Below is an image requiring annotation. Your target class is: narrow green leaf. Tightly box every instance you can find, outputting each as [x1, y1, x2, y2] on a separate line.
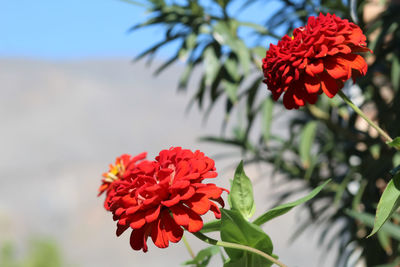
[391, 56, 400, 91]
[232, 39, 251, 74]
[377, 230, 392, 255]
[334, 175, 352, 206]
[262, 98, 274, 143]
[299, 121, 318, 168]
[222, 80, 238, 103]
[229, 161, 256, 219]
[220, 209, 273, 266]
[224, 57, 240, 82]
[368, 173, 400, 237]
[253, 179, 330, 226]
[178, 64, 194, 90]
[203, 46, 220, 86]
[346, 209, 400, 241]
[212, 21, 251, 74]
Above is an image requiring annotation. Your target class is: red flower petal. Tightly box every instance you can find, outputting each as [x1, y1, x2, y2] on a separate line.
[305, 59, 324, 77]
[130, 227, 149, 252]
[145, 205, 161, 223]
[324, 56, 350, 80]
[161, 194, 181, 207]
[116, 224, 129, 236]
[184, 193, 211, 215]
[151, 218, 169, 248]
[320, 71, 340, 98]
[129, 212, 146, 229]
[209, 201, 222, 219]
[304, 74, 321, 93]
[170, 204, 189, 227]
[161, 210, 183, 243]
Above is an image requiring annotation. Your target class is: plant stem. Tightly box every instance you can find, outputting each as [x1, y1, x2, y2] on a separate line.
[337, 90, 393, 144]
[192, 231, 288, 267]
[182, 235, 196, 260]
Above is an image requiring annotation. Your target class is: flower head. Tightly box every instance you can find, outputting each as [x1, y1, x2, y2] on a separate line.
[99, 147, 228, 252]
[98, 152, 147, 210]
[262, 13, 371, 109]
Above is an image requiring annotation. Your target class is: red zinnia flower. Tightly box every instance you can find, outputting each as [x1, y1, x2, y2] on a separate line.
[100, 147, 228, 252]
[262, 13, 371, 109]
[98, 152, 147, 210]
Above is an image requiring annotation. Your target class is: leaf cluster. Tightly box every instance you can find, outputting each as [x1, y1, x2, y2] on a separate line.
[129, 0, 400, 265]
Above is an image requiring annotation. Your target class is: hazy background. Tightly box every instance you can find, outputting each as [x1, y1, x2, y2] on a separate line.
[1, 1, 337, 266]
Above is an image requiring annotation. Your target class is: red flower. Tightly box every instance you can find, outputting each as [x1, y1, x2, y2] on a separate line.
[262, 13, 371, 109]
[100, 147, 228, 252]
[98, 152, 147, 210]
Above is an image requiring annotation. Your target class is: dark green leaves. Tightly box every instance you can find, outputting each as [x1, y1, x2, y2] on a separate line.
[253, 179, 330, 226]
[229, 161, 256, 219]
[220, 209, 273, 267]
[369, 173, 400, 237]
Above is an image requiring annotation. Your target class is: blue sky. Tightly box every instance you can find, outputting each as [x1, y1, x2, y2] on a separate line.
[1, 0, 156, 59]
[1, 0, 279, 60]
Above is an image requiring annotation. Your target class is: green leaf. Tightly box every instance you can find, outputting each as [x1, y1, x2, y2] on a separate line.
[224, 256, 247, 267]
[391, 55, 400, 91]
[223, 253, 276, 267]
[220, 209, 273, 266]
[370, 144, 381, 160]
[229, 161, 256, 219]
[262, 98, 274, 143]
[346, 209, 400, 241]
[224, 57, 241, 82]
[252, 46, 267, 59]
[203, 46, 220, 86]
[253, 179, 330, 226]
[387, 137, 400, 150]
[368, 173, 400, 237]
[222, 80, 238, 103]
[233, 40, 251, 75]
[299, 121, 318, 168]
[201, 220, 221, 233]
[182, 246, 220, 266]
[393, 152, 400, 167]
[377, 230, 392, 255]
[212, 21, 251, 74]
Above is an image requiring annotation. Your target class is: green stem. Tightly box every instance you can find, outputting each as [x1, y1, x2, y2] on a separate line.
[192, 232, 288, 267]
[182, 235, 196, 260]
[337, 90, 393, 144]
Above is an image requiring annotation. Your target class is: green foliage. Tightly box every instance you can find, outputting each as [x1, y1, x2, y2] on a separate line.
[253, 179, 330, 226]
[369, 173, 400, 237]
[182, 246, 221, 267]
[0, 239, 64, 267]
[387, 137, 400, 150]
[220, 209, 273, 267]
[299, 121, 318, 169]
[129, 0, 400, 265]
[229, 161, 256, 219]
[186, 161, 326, 266]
